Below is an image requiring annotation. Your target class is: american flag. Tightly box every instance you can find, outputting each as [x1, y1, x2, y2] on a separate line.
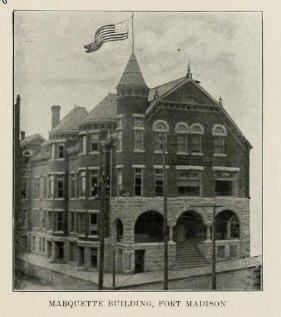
[84, 19, 130, 53]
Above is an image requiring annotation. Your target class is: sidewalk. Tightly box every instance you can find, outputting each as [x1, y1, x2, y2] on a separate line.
[19, 253, 262, 290]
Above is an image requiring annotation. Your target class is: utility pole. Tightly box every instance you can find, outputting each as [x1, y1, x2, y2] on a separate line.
[190, 204, 223, 290]
[98, 141, 107, 290]
[162, 133, 168, 290]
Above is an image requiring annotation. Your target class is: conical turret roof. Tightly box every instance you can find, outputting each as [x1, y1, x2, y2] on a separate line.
[117, 52, 148, 89]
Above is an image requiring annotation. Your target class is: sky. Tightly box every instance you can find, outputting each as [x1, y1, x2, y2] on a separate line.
[14, 11, 262, 256]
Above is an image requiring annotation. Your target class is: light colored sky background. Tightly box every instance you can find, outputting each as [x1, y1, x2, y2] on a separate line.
[14, 11, 262, 256]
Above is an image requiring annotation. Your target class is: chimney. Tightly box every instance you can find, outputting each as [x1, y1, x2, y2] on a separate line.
[51, 105, 61, 129]
[21, 131, 25, 140]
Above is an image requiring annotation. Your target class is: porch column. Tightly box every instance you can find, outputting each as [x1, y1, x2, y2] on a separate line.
[168, 225, 174, 242]
[206, 225, 212, 242]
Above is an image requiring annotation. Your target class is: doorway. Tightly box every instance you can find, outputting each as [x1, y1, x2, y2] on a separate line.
[135, 250, 145, 273]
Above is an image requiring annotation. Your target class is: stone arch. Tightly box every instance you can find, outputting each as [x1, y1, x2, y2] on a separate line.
[174, 210, 206, 242]
[153, 120, 169, 132]
[215, 210, 240, 240]
[134, 210, 164, 243]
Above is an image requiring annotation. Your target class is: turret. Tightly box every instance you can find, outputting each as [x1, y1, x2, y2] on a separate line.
[116, 52, 149, 114]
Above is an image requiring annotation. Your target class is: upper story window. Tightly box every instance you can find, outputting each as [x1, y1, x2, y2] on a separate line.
[79, 171, 87, 197]
[116, 117, 123, 130]
[56, 175, 64, 198]
[177, 170, 201, 196]
[21, 181, 27, 199]
[155, 169, 164, 196]
[175, 122, 189, 154]
[190, 124, 204, 154]
[134, 168, 143, 196]
[214, 170, 238, 196]
[33, 178, 40, 199]
[212, 124, 227, 155]
[134, 130, 144, 151]
[69, 174, 76, 198]
[90, 133, 99, 152]
[82, 135, 87, 154]
[56, 212, 63, 231]
[89, 213, 98, 235]
[153, 120, 169, 152]
[134, 117, 144, 128]
[47, 175, 54, 198]
[58, 144, 64, 158]
[90, 170, 99, 197]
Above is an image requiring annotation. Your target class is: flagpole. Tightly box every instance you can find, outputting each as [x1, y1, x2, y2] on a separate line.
[132, 13, 134, 53]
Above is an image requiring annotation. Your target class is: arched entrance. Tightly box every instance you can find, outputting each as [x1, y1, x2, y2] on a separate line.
[215, 210, 240, 240]
[134, 211, 164, 243]
[174, 211, 206, 242]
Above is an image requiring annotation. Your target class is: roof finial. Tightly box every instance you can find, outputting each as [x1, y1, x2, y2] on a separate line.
[186, 60, 192, 78]
[154, 88, 159, 100]
[219, 96, 223, 106]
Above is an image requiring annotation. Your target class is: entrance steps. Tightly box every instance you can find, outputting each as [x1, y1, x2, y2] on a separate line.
[172, 241, 209, 270]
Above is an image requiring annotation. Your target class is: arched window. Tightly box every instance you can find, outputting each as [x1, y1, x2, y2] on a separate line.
[153, 120, 169, 152]
[190, 124, 204, 154]
[215, 210, 240, 240]
[212, 124, 227, 155]
[175, 122, 189, 154]
[115, 219, 123, 242]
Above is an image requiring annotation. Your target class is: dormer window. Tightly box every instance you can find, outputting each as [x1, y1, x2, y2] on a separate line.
[212, 124, 227, 156]
[90, 133, 99, 152]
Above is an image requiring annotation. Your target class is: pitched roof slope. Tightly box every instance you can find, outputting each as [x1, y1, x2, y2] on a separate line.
[117, 52, 148, 89]
[81, 93, 117, 124]
[50, 106, 88, 133]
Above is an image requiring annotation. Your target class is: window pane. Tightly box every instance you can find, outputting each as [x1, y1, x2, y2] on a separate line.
[215, 180, 232, 196]
[177, 134, 187, 153]
[134, 130, 144, 150]
[214, 136, 225, 154]
[191, 135, 201, 153]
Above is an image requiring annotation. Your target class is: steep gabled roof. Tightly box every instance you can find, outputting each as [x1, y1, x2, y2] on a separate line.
[20, 133, 45, 147]
[117, 52, 148, 89]
[50, 106, 88, 134]
[80, 93, 117, 124]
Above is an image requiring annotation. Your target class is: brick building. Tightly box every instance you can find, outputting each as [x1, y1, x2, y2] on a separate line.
[20, 52, 252, 274]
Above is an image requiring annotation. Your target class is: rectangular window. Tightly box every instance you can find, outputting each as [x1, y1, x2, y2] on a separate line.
[56, 212, 63, 231]
[191, 135, 201, 153]
[134, 130, 144, 151]
[90, 170, 98, 197]
[48, 175, 54, 198]
[69, 212, 75, 232]
[90, 247, 98, 267]
[80, 171, 87, 197]
[229, 245, 237, 258]
[217, 245, 225, 258]
[69, 242, 74, 261]
[116, 169, 122, 196]
[177, 171, 201, 196]
[155, 169, 163, 196]
[215, 180, 233, 196]
[33, 178, 40, 199]
[134, 117, 144, 128]
[42, 238, 45, 253]
[134, 168, 143, 196]
[43, 176, 47, 198]
[56, 175, 64, 198]
[58, 144, 64, 158]
[90, 134, 99, 152]
[214, 136, 225, 154]
[177, 134, 187, 153]
[32, 236, 35, 251]
[116, 131, 122, 151]
[89, 213, 98, 235]
[69, 174, 75, 198]
[154, 132, 161, 152]
[42, 210, 46, 228]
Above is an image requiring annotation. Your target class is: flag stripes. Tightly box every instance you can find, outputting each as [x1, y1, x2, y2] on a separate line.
[84, 19, 130, 53]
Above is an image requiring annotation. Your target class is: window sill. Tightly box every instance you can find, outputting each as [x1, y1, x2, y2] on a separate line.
[133, 127, 145, 131]
[49, 158, 65, 161]
[78, 196, 87, 200]
[154, 151, 168, 154]
[54, 230, 64, 234]
[116, 127, 123, 131]
[69, 198, 77, 200]
[214, 153, 227, 157]
[177, 152, 189, 155]
[88, 235, 99, 238]
[191, 152, 204, 156]
[215, 195, 237, 198]
[88, 151, 100, 155]
[88, 197, 98, 200]
[55, 198, 64, 201]
[79, 153, 87, 156]
[116, 150, 123, 153]
[133, 149, 145, 153]
[176, 195, 202, 198]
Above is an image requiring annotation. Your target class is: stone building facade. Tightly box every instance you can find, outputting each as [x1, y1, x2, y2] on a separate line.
[20, 52, 252, 274]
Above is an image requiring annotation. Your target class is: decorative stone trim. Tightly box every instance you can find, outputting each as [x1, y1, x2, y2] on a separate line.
[214, 153, 227, 157]
[116, 164, 124, 169]
[88, 166, 100, 170]
[213, 166, 240, 172]
[132, 164, 145, 169]
[175, 165, 204, 171]
[153, 165, 169, 169]
[191, 152, 204, 156]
